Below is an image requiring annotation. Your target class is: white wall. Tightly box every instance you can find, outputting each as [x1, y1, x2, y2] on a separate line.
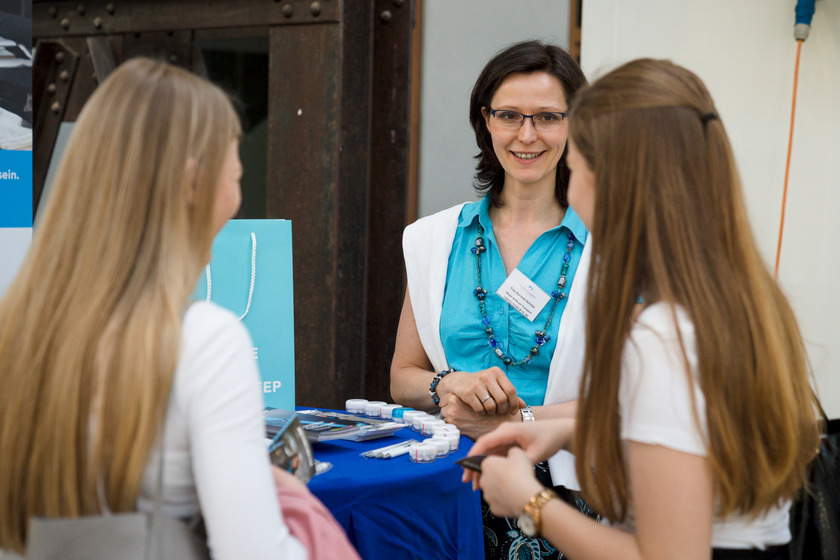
[579, 0, 840, 417]
[418, 0, 570, 218]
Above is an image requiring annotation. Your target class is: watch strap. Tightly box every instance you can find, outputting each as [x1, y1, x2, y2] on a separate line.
[521, 488, 557, 536]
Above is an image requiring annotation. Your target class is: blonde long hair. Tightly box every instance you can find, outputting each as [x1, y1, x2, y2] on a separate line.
[570, 59, 818, 521]
[0, 58, 241, 552]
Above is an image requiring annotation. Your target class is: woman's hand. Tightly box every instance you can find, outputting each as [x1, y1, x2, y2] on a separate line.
[436, 366, 521, 415]
[474, 418, 575, 462]
[439, 393, 524, 440]
[477, 447, 544, 518]
[461, 419, 575, 486]
[271, 465, 309, 493]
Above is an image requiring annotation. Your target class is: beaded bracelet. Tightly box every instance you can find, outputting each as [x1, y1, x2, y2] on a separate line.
[429, 369, 454, 405]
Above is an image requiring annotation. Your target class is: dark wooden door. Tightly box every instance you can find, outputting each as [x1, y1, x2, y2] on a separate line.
[33, 0, 419, 408]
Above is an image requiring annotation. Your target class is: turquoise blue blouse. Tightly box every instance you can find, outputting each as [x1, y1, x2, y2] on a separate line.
[440, 197, 587, 406]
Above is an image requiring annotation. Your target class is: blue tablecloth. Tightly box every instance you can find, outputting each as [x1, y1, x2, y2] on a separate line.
[304, 413, 483, 560]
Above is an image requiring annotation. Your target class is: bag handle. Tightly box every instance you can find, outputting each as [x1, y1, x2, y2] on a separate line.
[204, 232, 257, 321]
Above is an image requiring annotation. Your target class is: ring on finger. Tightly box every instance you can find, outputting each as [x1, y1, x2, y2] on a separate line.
[480, 394, 492, 404]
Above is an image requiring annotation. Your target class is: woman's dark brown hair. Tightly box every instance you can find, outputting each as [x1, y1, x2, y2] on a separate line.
[469, 40, 587, 208]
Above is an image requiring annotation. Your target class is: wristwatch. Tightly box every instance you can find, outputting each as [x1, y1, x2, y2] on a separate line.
[517, 488, 557, 537]
[521, 405, 534, 422]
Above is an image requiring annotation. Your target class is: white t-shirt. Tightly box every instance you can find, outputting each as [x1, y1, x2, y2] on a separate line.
[614, 303, 790, 550]
[136, 302, 307, 560]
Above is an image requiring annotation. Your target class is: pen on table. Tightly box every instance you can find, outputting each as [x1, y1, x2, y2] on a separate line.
[365, 440, 414, 458]
[363, 441, 402, 458]
[371, 440, 414, 458]
[381, 444, 414, 459]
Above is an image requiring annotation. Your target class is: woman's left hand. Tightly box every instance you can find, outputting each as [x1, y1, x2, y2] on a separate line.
[478, 447, 544, 518]
[439, 393, 524, 440]
[271, 465, 309, 493]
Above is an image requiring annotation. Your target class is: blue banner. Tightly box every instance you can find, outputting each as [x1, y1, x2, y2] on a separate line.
[0, 150, 32, 227]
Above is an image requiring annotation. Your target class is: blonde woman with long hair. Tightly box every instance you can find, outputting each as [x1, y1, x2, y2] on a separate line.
[0, 58, 356, 559]
[463, 58, 819, 560]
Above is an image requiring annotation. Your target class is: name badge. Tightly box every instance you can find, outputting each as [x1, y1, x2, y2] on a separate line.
[497, 268, 550, 322]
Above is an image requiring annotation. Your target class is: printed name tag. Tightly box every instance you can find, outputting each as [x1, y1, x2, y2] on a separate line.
[497, 268, 550, 322]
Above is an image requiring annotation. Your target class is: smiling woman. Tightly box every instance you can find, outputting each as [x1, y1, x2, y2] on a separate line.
[390, 40, 593, 560]
[482, 72, 569, 195]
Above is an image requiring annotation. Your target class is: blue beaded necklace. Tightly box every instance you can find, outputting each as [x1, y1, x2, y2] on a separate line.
[471, 223, 575, 366]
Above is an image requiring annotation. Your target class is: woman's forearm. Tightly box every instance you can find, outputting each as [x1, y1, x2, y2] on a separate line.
[539, 499, 642, 560]
[390, 364, 439, 412]
[532, 400, 577, 421]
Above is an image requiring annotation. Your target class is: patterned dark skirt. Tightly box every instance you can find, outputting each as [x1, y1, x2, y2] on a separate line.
[482, 462, 599, 560]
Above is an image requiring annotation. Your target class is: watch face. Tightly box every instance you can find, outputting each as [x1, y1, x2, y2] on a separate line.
[521, 406, 535, 422]
[517, 514, 537, 537]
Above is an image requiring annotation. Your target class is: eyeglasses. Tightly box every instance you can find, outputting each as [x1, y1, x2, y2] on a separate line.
[488, 109, 567, 130]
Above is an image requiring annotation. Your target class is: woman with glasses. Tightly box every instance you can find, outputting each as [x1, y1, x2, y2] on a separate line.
[464, 58, 819, 560]
[391, 40, 592, 560]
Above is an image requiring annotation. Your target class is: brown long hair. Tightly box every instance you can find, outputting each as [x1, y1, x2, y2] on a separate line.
[0, 58, 240, 552]
[570, 59, 818, 521]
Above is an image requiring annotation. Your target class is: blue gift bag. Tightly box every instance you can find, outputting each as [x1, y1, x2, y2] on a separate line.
[192, 219, 295, 410]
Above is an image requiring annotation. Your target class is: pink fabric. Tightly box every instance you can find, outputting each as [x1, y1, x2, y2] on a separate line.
[276, 487, 361, 560]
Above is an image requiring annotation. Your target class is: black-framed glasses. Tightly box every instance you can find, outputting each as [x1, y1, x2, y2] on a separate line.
[488, 108, 567, 130]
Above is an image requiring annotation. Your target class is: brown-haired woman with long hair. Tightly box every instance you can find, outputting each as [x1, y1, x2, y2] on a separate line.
[463, 58, 819, 559]
[0, 58, 357, 559]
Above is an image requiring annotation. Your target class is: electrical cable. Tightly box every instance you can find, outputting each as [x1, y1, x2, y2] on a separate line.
[774, 38, 804, 280]
[775, 0, 816, 279]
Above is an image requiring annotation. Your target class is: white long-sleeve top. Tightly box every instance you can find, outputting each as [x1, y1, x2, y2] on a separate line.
[137, 301, 307, 560]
